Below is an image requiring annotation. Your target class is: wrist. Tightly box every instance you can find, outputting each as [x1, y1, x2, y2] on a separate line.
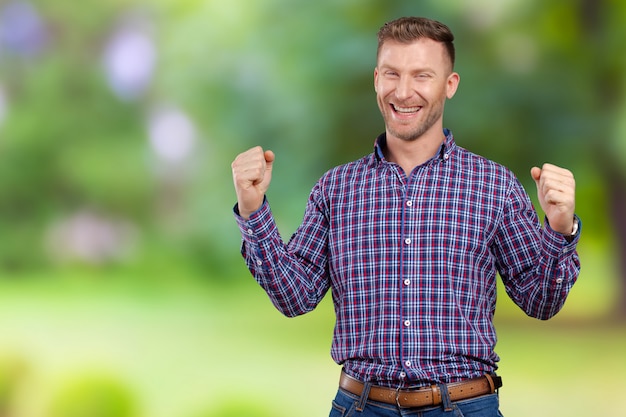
[569, 217, 579, 236]
[545, 216, 578, 236]
[236, 196, 267, 220]
[561, 216, 580, 243]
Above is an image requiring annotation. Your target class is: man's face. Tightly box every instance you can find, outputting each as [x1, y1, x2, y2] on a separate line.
[374, 38, 459, 142]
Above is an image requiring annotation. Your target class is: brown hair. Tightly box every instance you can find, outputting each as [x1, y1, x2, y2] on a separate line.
[377, 17, 455, 69]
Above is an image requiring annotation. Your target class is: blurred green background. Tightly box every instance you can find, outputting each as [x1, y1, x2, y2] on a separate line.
[0, 0, 625, 416]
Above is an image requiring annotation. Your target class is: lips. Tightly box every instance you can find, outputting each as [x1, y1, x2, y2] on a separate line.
[391, 103, 422, 114]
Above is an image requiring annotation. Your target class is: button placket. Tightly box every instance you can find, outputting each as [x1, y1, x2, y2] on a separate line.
[400, 185, 418, 380]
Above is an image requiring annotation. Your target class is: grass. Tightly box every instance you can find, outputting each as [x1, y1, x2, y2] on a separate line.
[0, 267, 624, 417]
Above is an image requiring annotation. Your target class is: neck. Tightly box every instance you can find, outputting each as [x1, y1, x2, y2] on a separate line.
[383, 129, 446, 175]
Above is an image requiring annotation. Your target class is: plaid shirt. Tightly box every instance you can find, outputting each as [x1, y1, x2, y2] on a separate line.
[235, 130, 581, 387]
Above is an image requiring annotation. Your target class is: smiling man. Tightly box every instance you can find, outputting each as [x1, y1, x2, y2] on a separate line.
[231, 17, 581, 417]
[374, 33, 459, 173]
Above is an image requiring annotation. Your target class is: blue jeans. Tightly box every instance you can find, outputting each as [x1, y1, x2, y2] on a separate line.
[329, 388, 504, 417]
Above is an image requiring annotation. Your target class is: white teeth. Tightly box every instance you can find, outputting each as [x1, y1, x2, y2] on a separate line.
[393, 105, 421, 113]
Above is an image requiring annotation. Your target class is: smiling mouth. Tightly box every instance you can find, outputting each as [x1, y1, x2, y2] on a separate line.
[391, 104, 422, 114]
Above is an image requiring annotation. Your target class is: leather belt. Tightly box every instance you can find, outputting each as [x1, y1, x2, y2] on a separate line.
[339, 370, 502, 409]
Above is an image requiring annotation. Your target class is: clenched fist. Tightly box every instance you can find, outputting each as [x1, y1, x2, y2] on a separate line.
[232, 146, 275, 219]
[530, 163, 576, 235]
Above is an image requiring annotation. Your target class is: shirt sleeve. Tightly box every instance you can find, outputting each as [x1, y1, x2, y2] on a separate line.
[233, 188, 331, 317]
[493, 177, 581, 320]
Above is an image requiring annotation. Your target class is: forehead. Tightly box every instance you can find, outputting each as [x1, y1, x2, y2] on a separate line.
[377, 38, 450, 72]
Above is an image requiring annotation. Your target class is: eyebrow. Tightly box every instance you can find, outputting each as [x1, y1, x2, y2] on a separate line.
[378, 64, 438, 75]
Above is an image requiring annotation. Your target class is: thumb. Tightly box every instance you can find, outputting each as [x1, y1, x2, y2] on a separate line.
[530, 166, 541, 185]
[254, 150, 274, 190]
[264, 150, 275, 166]
[264, 150, 275, 177]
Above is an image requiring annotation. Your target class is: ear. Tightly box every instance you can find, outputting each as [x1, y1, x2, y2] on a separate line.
[446, 72, 460, 99]
[374, 67, 379, 93]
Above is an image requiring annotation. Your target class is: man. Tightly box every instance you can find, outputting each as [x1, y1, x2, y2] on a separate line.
[231, 16, 580, 417]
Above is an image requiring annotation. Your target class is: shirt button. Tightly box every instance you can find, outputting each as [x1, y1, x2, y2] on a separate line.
[403, 320, 411, 327]
[247, 229, 253, 235]
[256, 259, 262, 266]
[404, 279, 411, 286]
[400, 372, 407, 379]
[556, 278, 564, 284]
[404, 238, 412, 245]
[405, 360, 412, 367]
[444, 153, 449, 160]
[406, 200, 413, 207]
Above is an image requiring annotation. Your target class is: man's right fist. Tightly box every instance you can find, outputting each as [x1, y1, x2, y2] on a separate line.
[231, 146, 275, 219]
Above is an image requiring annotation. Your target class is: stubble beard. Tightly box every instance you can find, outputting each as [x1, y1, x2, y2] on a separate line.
[382, 98, 445, 142]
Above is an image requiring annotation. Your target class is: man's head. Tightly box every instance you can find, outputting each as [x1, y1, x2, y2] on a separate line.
[377, 17, 455, 72]
[374, 17, 459, 143]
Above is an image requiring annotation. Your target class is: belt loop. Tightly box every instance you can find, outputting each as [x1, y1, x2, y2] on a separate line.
[437, 383, 453, 412]
[395, 386, 403, 408]
[356, 381, 372, 412]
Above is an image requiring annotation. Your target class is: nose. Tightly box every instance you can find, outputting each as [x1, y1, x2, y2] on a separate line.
[394, 76, 414, 101]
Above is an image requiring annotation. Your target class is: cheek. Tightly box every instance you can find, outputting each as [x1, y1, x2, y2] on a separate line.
[420, 85, 446, 102]
[375, 82, 392, 99]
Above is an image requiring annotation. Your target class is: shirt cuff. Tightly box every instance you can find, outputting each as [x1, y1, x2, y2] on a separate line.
[233, 197, 277, 244]
[542, 214, 581, 256]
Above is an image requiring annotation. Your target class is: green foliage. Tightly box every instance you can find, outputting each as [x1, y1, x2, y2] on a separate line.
[0, 1, 154, 270]
[0, 1, 623, 282]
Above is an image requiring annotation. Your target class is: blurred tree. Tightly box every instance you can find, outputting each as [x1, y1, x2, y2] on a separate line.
[0, 0, 622, 302]
[0, 1, 154, 270]
[576, 0, 626, 318]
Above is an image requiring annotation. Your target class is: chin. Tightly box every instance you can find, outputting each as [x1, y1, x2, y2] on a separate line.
[389, 126, 427, 142]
